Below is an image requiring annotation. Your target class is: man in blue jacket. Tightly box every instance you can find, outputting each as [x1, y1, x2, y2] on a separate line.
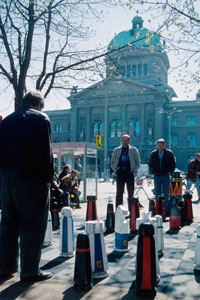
[148, 138, 176, 217]
[0, 90, 54, 282]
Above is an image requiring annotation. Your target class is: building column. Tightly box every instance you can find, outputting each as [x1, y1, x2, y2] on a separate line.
[154, 102, 163, 140]
[121, 104, 127, 133]
[140, 103, 145, 145]
[86, 106, 91, 142]
[70, 107, 78, 141]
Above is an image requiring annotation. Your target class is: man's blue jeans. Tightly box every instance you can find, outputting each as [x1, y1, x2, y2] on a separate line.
[187, 177, 200, 199]
[154, 174, 170, 214]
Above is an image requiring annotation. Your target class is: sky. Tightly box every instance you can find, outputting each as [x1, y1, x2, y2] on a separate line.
[0, 4, 199, 118]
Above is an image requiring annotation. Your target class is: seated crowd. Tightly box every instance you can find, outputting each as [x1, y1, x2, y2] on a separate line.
[50, 164, 81, 210]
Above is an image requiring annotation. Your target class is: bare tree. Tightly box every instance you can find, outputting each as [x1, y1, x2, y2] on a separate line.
[0, 0, 121, 110]
[127, 0, 200, 87]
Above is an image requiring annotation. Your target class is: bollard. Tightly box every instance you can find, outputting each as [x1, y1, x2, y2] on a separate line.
[86, 196, 98, 221]
[153, 215, 164, 258]
[130, 197, 140, 234]
[105, 198, 115, 233]
[194, 225, 200, 272]
[169, 196, 181, 232]
[183, 191, 193, 225]
[135, 223, 157, 296]
[86, 221, 108, 279]
[50, 201, 60, 231]
[74, 233, 92, 291]
[114, 205, 129, 252]
[149, 197, 156, 217]
[155, 195, 165, 219]
[59, 207, 75, 257]
[136, 211, 152, 232]
[43, 211, 53, 246]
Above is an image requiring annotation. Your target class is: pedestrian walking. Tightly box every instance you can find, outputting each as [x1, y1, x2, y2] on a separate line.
[186, 153, 200, 201]
[148, 138, 176, 217]
[0, 90, 54, 282]
[111, 134, 141, 211]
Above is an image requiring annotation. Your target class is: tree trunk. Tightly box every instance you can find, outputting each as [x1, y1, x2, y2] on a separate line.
[14, 86, 25, 111]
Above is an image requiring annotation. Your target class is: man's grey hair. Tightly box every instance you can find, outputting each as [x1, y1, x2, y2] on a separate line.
[121, 134, 130, 139]
[23, 90, 44, 108]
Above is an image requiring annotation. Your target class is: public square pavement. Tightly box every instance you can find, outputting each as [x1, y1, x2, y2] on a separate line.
[1, 178, 200, 300]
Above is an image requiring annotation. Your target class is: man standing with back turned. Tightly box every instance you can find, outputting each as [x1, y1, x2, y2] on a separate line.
[0, 90, 54, 282]
[148, 138, 176, 217]
[111, 134, 141, 211]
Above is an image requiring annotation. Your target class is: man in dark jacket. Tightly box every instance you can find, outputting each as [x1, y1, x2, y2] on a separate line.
[187, 153, 200, 201]
[0, 90, 54, 282]
[148, 138, 176, 217]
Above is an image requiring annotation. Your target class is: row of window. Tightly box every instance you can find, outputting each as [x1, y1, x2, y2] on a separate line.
[107, 63, 148, 78]
[121, 63, 148, 77]
[93, 121, 142, 138]
[171, 135, 197, 147]
[54, 116, 198, 134]
[171, 117, 196, 126]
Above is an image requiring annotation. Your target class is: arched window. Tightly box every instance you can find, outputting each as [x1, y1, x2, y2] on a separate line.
[116, 122, 122, 137]
[187, 135, 196, 147]
[132, 65, 136, 76]
[128, 121, 134, 136]
[143, 64, 148, 75]
[134, 121, 141, 136]
[55, 123, 62, 132]
[138, 64, 142, 76]
[121, 66, 125, 76]
[110, 122, 116, 138]
[147, 121, 153, 138]
[99, 123, 104, 137]
[79, 123, 85, 140]
[171, 135, 178, 147]
[93, 123, 98, 138]
[127, 65, 131, 77]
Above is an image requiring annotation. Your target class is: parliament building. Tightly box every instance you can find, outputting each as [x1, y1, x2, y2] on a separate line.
[46, 16, 200, 173]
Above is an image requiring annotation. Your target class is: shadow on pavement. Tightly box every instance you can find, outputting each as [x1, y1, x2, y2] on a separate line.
[62, 286, 90, 300]
[0, 281, 33, 300]
[107, 251, 126, 262]
[194, 269, 200, 283]
[41, 256, 71, 270]
[121, 281, 156, 300]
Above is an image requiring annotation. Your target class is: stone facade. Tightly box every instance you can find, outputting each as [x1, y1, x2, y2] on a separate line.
[46, 16, 200, 173]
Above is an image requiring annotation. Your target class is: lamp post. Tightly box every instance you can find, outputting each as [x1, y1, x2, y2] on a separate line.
[158, 108, 182, 150]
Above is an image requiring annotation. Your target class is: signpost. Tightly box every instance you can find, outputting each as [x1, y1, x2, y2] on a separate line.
[96, 135, 101, 149]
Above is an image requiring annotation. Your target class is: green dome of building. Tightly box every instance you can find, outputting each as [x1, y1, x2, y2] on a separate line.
[196, 88, 200, 102]
[108, 16, 163, 51]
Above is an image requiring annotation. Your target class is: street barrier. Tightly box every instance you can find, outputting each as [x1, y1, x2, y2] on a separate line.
[149, 197, 156, 217]
[155, 195, 165, 218]
[105, 197, 115, 233]
[136, 211, 152, 232]
[183, 191, 193, 225]
[86, 196, 98, 221]
[86, 220, 108, 279]
[74, 233, 92, 291]
[114, 205, 129, 252]
[43, 211, 53, 246]
[169, 196, 181, 232]
[50, 201, 60, 231]
[153, 215, 164, 258]
[130, 197, 140, 234]
[59, 207, 74, 257]
[135, 223, 157, 296]
[194, 225, 200, 272]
